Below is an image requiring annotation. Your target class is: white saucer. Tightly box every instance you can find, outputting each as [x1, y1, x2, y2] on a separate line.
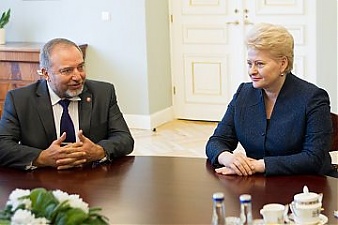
[288, 213, 328, 225]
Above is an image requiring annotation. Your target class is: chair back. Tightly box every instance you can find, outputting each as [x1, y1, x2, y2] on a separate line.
[330, 113, 338, 151]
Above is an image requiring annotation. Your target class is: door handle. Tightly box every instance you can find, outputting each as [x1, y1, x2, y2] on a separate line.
[244, 19, 254, 25]
[226, 20, 240, 25]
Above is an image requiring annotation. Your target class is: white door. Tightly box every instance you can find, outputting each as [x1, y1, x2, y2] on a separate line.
[170, 0, 313, 121]
[170, 0, 247, 121]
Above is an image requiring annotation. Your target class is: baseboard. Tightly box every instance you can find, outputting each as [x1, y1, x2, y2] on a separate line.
[124, 107, 174, 130]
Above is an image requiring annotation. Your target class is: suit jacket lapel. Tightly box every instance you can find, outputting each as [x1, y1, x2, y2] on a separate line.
[79, 84, 92, 136]
[247, 88, 267, 129]
[269, 73, 294, 117]
[35, 80, 57, 143]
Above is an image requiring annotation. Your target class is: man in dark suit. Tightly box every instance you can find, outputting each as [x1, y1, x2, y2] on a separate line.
[0, 38, 134, 170]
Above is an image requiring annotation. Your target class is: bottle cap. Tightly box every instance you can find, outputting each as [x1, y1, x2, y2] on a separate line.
[239, 194, 251, 203]
[213, 192, 224, 201]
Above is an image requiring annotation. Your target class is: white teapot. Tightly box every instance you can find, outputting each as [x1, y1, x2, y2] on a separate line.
[290, 186, 323, 224]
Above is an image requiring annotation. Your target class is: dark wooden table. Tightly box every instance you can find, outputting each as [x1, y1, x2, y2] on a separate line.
[0, 156, 337, 224]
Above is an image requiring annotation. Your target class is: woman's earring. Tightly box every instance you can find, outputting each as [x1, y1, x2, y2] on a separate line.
[280, 73, 284, 77]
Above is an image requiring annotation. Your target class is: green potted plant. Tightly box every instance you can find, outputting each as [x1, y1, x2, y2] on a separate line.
[0, 9, 11, 45]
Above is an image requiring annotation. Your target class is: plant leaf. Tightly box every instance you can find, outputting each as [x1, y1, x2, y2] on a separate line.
[0, 9, 10, 29]
[30, 188, 59, 219]
[54, 208, 87, 225]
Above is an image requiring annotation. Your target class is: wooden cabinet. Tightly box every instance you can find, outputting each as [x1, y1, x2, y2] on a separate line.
[0, 42, 87, 115]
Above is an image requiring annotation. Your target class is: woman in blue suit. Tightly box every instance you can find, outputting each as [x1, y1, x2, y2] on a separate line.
[206, 23, 336, 177]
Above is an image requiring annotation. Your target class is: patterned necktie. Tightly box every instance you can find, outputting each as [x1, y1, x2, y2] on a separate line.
[58, 99, 76, 143]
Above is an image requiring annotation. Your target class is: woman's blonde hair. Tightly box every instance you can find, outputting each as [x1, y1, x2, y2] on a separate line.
[245, 23, 294, 74]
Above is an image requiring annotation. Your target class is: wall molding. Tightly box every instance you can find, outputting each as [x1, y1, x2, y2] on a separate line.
[124, 106, 174, 130]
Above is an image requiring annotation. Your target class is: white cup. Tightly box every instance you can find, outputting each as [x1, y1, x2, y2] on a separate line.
[260, 203, 286, 224]
[290, 201, 321, 224]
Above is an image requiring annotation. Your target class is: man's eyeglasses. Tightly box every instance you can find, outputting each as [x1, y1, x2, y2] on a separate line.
[54, 63, 86, 76]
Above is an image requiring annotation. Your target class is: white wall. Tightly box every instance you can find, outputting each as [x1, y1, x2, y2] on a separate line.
[315, 0, 338, 112]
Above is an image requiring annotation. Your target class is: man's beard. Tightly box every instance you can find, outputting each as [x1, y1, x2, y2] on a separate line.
[65, 84, 84, 98]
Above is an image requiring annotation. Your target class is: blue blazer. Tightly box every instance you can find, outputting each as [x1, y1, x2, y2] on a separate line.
[206, 73, 333, 176]
[0, 79, 134, 169]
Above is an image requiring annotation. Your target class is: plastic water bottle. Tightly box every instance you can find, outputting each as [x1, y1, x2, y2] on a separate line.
[239, 194, 253, 225]
[211, 192, 226, 225]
